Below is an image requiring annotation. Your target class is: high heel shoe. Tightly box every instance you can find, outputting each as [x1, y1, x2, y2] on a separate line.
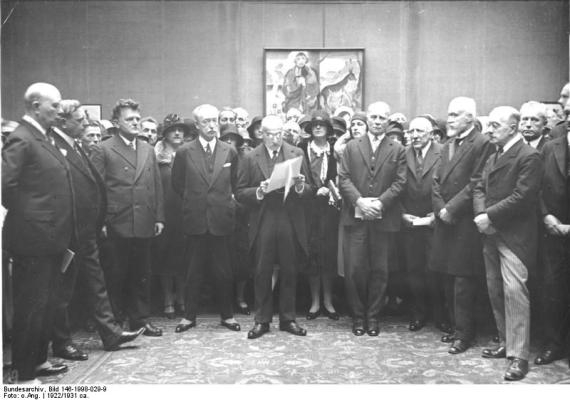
[322, 308, 339, 320]
[306, 308, 321, 320]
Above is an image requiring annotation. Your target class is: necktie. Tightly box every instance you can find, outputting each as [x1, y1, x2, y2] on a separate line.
[128, 141, 135, 151]
[272, 150, 278, 160]
[46, 131, 56, 147]
[416, 150, 423, 175]
[494, 146, 503, 163]
[205, 143, 212, 157]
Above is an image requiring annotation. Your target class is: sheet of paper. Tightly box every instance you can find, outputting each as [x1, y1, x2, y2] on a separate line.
[412, 216, 433, 226]
[266, 156, 303, 194]
[60, 248, 75, 273]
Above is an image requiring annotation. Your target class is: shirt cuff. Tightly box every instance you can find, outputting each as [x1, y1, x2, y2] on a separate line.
[256, 187, 265, 200]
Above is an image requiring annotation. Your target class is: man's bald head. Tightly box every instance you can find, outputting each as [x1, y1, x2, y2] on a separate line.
[488, 106, 520, 147]
[23, 82, 62, 129]
[193, 104, 219, 141]
[261, 115, 283, 150]
[367, 101, 391, 136]
[408, 117, 433, 150]
[447, 96, 476, 137]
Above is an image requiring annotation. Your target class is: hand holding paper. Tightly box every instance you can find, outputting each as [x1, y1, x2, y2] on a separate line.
[265, 156, 303, 201]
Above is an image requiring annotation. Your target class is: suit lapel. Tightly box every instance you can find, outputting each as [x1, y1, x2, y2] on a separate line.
[490, 139, 521, 175]
[372, 137, 392, 178]
[552, 138, 566, 177]
[421, 142, 440, 178]
[406, 147, 419, 180]
[441, 129, 477, 182]
[110, 135, 137, 168]
[23, 121, 68, 169]
[254, 145, 271, 179]
[188, 140, 210, 185]
[52, 131, 95, 183]
[209, 141, 228, 187]
[134, 139, 149, 183]
[356, 137, 372, 171]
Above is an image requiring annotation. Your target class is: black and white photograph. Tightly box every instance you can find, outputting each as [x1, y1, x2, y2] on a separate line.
[1, 0, 569, 394]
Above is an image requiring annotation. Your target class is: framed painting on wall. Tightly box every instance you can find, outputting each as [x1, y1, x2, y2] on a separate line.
[264, 48, 364, 119]
[540, 101, 564, 128]
[82, 104, 102, 121]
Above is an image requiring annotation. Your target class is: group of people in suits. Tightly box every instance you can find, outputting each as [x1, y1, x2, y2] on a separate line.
[2, 80, 569, 384]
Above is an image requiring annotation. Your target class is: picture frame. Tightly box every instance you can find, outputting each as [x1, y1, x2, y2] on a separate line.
[264, 48, 364, 118]
[541, 101, 565, 128]
[82, 104, 102, 121]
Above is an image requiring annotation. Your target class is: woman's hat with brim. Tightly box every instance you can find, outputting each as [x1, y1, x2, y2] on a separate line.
[220, 124, 244, 148]
[247, 116, 263, 137]
[331, 116, 347, 136]
[386, 121, 405, 140]
[162, 113, 190, 137]
[304, 110, 334, 136]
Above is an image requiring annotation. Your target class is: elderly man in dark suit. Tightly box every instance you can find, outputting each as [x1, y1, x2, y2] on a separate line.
[473, 106, 542, 381]
[338, 101, 407, 337]
[50, 100, 144, 361]
[91, 99, 165, 337]
[519, 101, 551, 151]
[401, 116, 448, 333]
[2, 82, 70, 383]
[431, 97, 495, 354]
[171, 104, 240, 333]
[534, 101, 570, 367]
[236, 115, 314, 339]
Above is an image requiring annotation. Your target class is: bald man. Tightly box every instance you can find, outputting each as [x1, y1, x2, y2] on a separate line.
[431, 97, 494, 354]
[401, 117, 448, 333]
[338, 101, 407, 337]
[2, 83, 71, 383]
[474, 106, 542, 380]
[236, 115, 315, 339]
[519, 101, 550, 151]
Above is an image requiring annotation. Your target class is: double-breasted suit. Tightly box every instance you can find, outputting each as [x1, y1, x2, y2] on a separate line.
[537, 135, 570, 353]
[2, 117, 75, 380]
[236, 142, 314, 323]
[171, 138, 238, 320]
[474, 138, 542, 360]
[51, 129, 123, 351]
[338, 135, 407, 324]
[91, 133, 164, 329]
[430, 126, 494, 343]
[401, 141, 447, 325]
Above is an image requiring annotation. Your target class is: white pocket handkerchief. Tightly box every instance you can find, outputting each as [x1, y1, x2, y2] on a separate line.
[223, 162, 231, 167]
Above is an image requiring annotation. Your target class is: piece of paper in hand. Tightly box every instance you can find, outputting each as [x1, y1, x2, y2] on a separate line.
[412, 216, 433, 226]
[266, 156, 303, 194]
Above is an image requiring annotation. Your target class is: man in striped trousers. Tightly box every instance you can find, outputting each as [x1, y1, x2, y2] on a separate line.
[473, 106, 543, 381]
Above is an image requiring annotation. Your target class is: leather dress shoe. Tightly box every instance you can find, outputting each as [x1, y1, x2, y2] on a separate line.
[306, 309, 321, 320]
[141, 322, 162, 336]
[247, 322, 269, 339]
[482, 345, 506, 359]
[436, 322, 453, 334]
[36, 363, 68, 376]
[352, 321, 366, 336]
[408, 320, 425, 332]
[323, 308, 340, 320]
[441, 333, 455, 343]
[449, 339, 470, 354]
[175, 320, 196, 333]
[221, 321, 241, 331]
[504, 358, 529, 381]
[235, 304, 251, 315]
[104, 328, 145, 350]
[534, 348, 563, 365]
[279, 321, 307, 336]
[367, 320, 380, 336]
[53, 343, 88, 361]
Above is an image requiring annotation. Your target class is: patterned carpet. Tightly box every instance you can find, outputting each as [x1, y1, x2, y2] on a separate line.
[5, 315, 569, 385]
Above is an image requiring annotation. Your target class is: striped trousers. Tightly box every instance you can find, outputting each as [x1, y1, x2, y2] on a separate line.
[483, 234, 530, 360]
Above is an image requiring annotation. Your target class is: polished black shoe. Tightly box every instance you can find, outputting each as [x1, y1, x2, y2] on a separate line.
[306, 309, 321, 320]
[175, 320, 196, 333]
[408, 320, 425, 332]
[436, 322, 453, 334]
[504, 358, 529, 381]
[140, 322, 162, 336]
[221, 321, 241, 331]
[235, 304, 251, 315]
[534, 348, 563, 365]
[323, 308, 340, 320]
[104, 328, 145, 351]
[441, 333, 455, 343]
[482, 345, 506, 359]
[352, 321, 366, 336]
[449, 339, 470, 354]
[279, 321, 307, 336]
[36, 363, 68, 376]
[53, 344, 88, 361]
[247, 322, 270, 339]
[367, 320, 380, 336]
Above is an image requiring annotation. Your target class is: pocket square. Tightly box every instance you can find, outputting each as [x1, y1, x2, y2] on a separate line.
[223, 162, 231, 167]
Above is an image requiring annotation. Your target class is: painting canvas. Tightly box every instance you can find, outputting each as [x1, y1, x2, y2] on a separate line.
[265, 49, 364, 118]
[82, 104, 102, 121]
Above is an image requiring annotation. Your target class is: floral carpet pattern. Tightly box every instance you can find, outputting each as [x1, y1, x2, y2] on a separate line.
[4, 315, 570, 384]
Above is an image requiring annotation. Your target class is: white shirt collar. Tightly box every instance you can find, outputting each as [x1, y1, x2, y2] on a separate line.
[502, 133, 522, 154]
[527, 136, 542, 149]
[22, 114, 47, 136]
[458, 125, 474, 140]
[51, 127, 75, 148]
[119, 133, 137, 150]
[367, 132, 385, 145]
[198, 135, 216, 152]
[416, 140, 432, 158]
[264, 144, 281, 158]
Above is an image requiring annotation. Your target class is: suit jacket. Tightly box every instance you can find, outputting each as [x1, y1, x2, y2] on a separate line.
[402, 141, 442, 217]
[338, 135, 407, 231]
[235, 141, 315, 254]
[539, 135, 569, 223]
[430, 126, 494, 275]
[52, 129, 106, 244]
[534, 134, 550, 152]
[473, 139, 542, 269]
[2, 119, 74, 256]
[91, 133, 164, 239]
[171, 138, 238, 236]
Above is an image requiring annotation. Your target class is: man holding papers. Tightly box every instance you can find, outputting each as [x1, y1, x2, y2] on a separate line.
[338, 101, 407, 337]
[236, 115, 315, 339]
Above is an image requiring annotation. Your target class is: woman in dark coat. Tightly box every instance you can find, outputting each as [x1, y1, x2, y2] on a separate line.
[153, 114, 189, 318]
[301, 111, 341, 320]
